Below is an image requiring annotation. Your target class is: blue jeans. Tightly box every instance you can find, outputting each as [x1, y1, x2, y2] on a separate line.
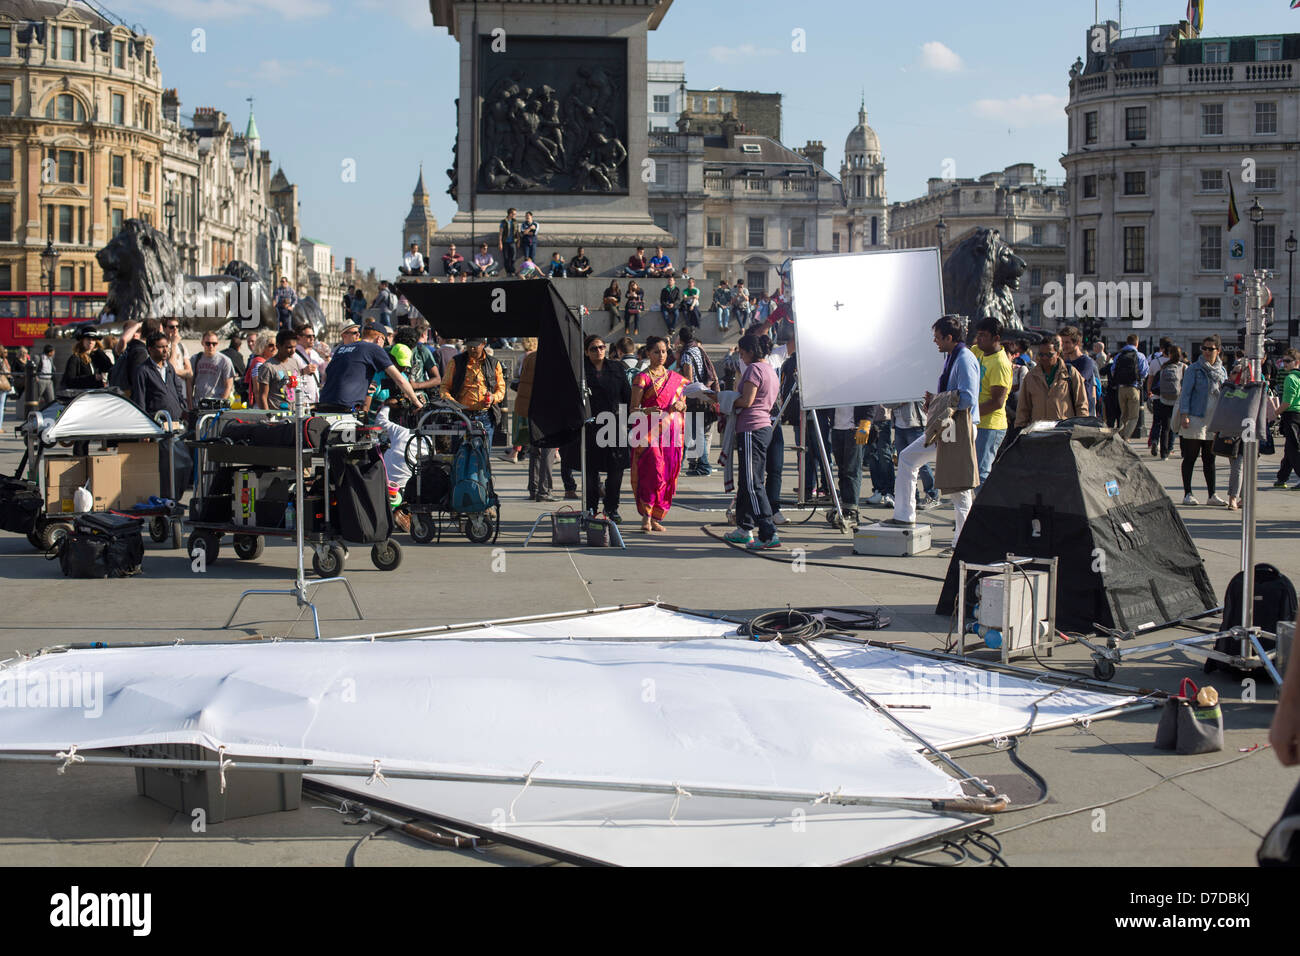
[804, 410, 832, 494]
[974, 427, 1005, 484]
[866, 420, 894, 494]
[830, 428, 863, 511]
[521, 237, 536, 262]
[893, 426, 934, 496]
[718, 306, 730, 329]
[662, 306, 678, 332]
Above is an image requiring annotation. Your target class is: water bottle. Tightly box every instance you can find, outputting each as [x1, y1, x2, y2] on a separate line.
[284, 501, 295, 531]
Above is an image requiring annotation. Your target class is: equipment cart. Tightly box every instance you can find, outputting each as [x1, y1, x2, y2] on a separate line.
[186, 407, 403, 576]
[402, 400, 501, 545]
[15, 390, 185, 552]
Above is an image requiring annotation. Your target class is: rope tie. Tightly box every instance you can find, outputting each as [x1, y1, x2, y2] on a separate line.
[1075, 716, 1093, 733]
[992, 736, 1011, 750]
[217, 746, 234, 794]
[508, 760, 543, 823]
[669, 781, 692, 824]
[813, 786, 843, 805]
[55, 745, 84, 775]
[173, 638, 184, 647]
[366, 759, 389, 788]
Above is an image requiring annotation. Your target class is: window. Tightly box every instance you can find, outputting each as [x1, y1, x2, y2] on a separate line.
[1258, 224, 1276, 270]
[1257, 167, 1279, 190]
[111, 93, 124, 125]
[692, 96, 702, 112]
[111, 208, 123, 236]
[1084, 111, 1098, 144]
[1203, 42, 1228, 63]
[141, 101, 152, 130]
[58, 206, 74, 244]
[50, 149, 85, 184]
[1199, 297, 1222, 320]
[0, 27, 10, 58]
[1125, 107, 1147, 141]
[706, 217, 722, 247]
[59, 266, 74, 291]
[1123, 226, 1145, 273]
[853, 175, 864, 199]
[871, 217, 879, 246]
[1082, 228, 1097, 275]
[1200, 225, 1222, 270]
[740, 143, 761, 154]
[1201, 103, 1223, 136]
[651, 125, 668, 133]
[1257, 39, 1282, 61]
[1031, 225, 1044, 245]
[1256, 102, 1278, 134]
[113, 39, 125, 69]
[1200, 169, 1223, 192]
[791, 219, 806, 249]
[0, 83, 10, 117]
[652, 94, 669, 113]
[59, 27, 76, 61]
[744, 173, 764, 190]
[747, 217, 764, 248]
[652, 212, 669, 232]
[0, 203, 10, 241]
[110, 155, 124, 188]
[1123, 171, 1147, 195]
[0, 147, 10, 181]
[46, 94, 87, 122]
[1082, 175, 1098, 199]
[0, 265, 9, 291]
[832, 233, 841, 254]
[722, 97, 732, 113]
[653, 160, 666, 185]
[1030, 267, 1042, 288]
[746, 270, 766, 296]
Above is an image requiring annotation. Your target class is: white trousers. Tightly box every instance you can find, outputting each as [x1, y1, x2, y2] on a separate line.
[892, 433, 974, 544]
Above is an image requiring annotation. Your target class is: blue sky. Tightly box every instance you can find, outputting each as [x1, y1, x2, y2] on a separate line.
[103, 0, 1295, 274]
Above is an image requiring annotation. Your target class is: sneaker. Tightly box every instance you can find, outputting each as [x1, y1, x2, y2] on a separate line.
[1273, 480, 1290, 489]
[564, 489, 581, 500]
[881, 494, 895, 508]
[880, 517, 915, 527]
[535, 492, 556, 502]
[865, 492, 883, 505]
[1182, 494, 1199, 506]
[1208, 493, 1228, 506]
[936, 546, 955, 558]
[723, 528, 754, 544]
[772, 511, 789, 525]
[748, 536, 781, 551]
[607, 512, 623, 525]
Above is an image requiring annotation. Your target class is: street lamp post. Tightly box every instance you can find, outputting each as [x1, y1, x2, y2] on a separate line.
[1249, 198, 1264, 274]
[39, 239, 59, 339]
[936, 215, 947, 264]
[165, 194, 177, 244]
[1286, 229, 1297, 347]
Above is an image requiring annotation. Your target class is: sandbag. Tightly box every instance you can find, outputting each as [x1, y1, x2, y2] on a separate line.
[331, 448, 392, 544]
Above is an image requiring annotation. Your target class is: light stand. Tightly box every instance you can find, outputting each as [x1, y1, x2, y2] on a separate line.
[1286, 230, 1296, 346]
[224, 389, 363, 638]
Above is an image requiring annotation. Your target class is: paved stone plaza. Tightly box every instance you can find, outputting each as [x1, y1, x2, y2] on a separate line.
[0, 422, 1296, 867]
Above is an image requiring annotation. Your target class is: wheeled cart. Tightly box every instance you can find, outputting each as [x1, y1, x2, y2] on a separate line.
[401, 400, 501, 545]
[186, 407, 402, 576]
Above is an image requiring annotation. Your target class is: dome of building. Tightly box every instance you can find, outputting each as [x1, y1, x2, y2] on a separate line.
[845, 104, 881, 159]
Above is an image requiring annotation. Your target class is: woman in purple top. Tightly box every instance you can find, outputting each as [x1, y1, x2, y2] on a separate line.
[725, 333, 781, 549]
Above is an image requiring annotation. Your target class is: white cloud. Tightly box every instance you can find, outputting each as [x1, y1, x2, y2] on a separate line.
[361, 0, 430, 30]
[226, 58, 343, 87]
[708, 43, 780, 64]
[971, 93, 1069, 127]
[919, 41, 963, 72]
[121, 0, 330, 20]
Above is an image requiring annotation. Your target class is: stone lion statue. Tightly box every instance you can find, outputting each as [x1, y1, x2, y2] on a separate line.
[941, 227, 1027, 333]
[97, 218, 276, 331]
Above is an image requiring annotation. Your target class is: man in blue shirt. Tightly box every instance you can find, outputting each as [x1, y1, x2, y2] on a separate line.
[318, 327, 424, 411]
[887, 315, 979, 546]
[648, 246, 674, 278]
[1109, 333, 1150, 439]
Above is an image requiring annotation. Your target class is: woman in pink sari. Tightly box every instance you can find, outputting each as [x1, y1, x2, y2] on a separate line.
[629, 336, 688, 532]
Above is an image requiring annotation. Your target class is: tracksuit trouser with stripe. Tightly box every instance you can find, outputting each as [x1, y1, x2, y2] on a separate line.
[735, 425, 776, 543]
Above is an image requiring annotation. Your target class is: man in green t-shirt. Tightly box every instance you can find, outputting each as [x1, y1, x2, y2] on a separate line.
[682, 277, 701, 328]
[971, 316, 1013, 482]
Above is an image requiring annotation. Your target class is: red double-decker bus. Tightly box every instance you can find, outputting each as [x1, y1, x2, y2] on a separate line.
[0, 291, 109, 347]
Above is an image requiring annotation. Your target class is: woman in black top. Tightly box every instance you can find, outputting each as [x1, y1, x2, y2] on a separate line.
[602, 280, 622, 333]
[584, 333, 631, 523]
[624, 281, 644, 336]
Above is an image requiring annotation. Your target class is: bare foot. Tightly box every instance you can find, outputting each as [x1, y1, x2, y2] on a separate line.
[651, 519, 665, 532]
[641, 518, 652, 533]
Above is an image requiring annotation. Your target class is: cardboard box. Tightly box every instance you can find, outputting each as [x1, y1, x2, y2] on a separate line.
[116, 441, 161, 510]
[44, 456, 117, 514]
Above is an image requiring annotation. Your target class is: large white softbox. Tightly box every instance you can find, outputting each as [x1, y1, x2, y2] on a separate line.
[791, 248, 945, 409]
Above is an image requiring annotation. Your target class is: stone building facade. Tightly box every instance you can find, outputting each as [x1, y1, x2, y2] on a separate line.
[1062, 20, 1300, 344]
[0, 0, 163, 301]
[831, 102, 888, 253]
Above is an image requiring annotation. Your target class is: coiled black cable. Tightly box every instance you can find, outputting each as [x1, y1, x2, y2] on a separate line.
[737, 608, 826, 643]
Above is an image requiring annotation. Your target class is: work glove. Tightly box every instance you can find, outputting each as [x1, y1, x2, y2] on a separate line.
[855, 420, 872, 446]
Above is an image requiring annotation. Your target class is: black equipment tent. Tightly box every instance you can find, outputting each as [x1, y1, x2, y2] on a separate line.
[935, 422, 1217, 633]
[397, 279, 585, 446]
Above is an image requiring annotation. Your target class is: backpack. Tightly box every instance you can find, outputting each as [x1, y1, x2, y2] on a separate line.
[1206, 564, 1297, 672]
[1112, 349, 1142, 387]
[58, 512, 144, 578]
[1159, 362, 1184, 403]
[451, 435, 494, 513]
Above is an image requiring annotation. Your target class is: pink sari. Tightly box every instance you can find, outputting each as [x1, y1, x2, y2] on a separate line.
[629, 369, 687, 519]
